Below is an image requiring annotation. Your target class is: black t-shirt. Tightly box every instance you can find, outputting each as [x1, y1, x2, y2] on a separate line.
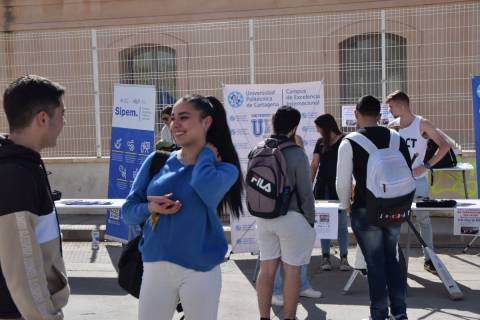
[313, 134, 345, 200]
[349, 126, 412, 209]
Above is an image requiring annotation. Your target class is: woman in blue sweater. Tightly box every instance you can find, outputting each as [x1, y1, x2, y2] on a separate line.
[122, 95, 243, 320]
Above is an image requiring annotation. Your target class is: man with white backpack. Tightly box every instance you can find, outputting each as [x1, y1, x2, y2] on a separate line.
[336, 96, 413, 320]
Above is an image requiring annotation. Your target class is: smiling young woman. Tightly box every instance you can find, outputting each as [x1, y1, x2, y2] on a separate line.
[122, 94, 243, 320]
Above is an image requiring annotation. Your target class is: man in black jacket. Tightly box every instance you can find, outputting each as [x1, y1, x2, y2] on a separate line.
[336, 96, 411, 320]
[0, 75, 69, 320]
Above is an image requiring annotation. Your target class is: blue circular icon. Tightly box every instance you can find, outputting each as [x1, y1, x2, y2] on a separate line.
[229, 115, 236, 121]
[228, 91, 244, 108]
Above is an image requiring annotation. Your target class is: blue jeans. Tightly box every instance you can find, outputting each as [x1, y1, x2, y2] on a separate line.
[321, 210, 349, 257]
[272, 264, 310, 295]
[350, 208, 407, 320]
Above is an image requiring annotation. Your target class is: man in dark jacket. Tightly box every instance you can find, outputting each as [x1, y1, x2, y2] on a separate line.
[336, 96, 412, 320]
[0, 75, 69, 320]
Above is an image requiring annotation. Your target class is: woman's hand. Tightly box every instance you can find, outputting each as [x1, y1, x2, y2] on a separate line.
[206, 143, 222, 161]
[148, 201, 182, 215]
[147, 193, 182, 230]
[147, 194, 181, 215]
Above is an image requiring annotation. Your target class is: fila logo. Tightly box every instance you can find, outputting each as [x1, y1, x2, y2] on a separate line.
[250, 175, 272, 193]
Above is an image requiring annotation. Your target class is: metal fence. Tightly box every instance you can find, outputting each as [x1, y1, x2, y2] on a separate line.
[0, 1, 479, 157]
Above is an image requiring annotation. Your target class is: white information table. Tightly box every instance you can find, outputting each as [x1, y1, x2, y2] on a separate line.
[58, 198, 478, 297]
[55, 198, 125, 210]
[55, 198, 130, 242]
[317, 199, 480, 211]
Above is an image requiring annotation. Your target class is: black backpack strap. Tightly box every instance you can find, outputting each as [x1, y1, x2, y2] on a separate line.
[277, 140, 305, 214]
[148, 150, 171, 180]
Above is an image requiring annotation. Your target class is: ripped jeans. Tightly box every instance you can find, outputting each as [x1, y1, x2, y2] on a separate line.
[350, 208, 407, 320]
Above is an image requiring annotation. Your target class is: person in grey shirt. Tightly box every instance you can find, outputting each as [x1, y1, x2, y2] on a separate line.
[270, 133, 323, 308]
[255, 106, 316, 320]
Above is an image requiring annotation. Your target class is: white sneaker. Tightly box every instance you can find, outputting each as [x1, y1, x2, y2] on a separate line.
[299, 287, 322, 298]
[271, 294, 284, 306]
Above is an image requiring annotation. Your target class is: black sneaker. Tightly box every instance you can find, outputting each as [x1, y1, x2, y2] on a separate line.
[321, 256, 332, 271]
[424, 260, 438, 275]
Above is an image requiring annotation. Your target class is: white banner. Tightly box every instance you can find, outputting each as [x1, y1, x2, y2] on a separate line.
[454, 206, 480, 236]
[341, 105, 356, 127]
[224, 81, 324, 253]
[106, 84, 156, 242]
[314, 202, 339, 240]
[229, 215, 258, 254]
[112, 84, 156, 131]
[341, 104, 393, 128]
[380, 104, 395, 126]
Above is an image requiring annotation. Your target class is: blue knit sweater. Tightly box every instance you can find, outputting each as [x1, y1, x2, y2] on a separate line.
[122, 147, 238, 271]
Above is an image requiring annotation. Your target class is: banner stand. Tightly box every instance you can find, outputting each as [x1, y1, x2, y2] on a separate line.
[465, 76, 480, 252]
[105, 84, 156, 243]
[223, 81, 325, 254]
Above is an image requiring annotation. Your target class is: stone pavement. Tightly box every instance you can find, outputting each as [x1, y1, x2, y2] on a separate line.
[63, 242, 480, 320]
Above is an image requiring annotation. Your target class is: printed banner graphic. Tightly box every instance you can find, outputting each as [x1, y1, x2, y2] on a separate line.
[105, 84, 156, 242]
[342, 104, 393, 128]
[314, 203, 339, 240]
[224, 81, 325, 253]
[454, 206, 480, 236]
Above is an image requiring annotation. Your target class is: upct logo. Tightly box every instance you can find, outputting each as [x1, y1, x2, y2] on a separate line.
[227, 91, 244, 108]
[251, 118, 270, 137]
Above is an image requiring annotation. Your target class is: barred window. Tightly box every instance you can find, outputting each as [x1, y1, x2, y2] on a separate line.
[340, 33, 407, 104]
[120, 45, 177, 122]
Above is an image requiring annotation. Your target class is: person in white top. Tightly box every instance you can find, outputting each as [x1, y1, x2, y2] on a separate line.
[156, 105, 175, 150]
[386, 90, 450, 275]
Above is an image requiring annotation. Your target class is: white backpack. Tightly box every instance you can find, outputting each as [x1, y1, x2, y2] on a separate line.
[347, 129, 416, 225]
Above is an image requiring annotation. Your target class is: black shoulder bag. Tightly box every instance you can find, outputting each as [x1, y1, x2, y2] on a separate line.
[117, 150, 171, 298]
[424, 139, 457, 185]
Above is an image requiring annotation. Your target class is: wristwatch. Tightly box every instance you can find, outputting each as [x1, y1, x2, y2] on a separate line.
[423, 162, 433, 170]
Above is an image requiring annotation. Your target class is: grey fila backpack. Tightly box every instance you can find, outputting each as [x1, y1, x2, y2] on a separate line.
[347, 129, 416, 225]
[246, 138, 298, 219]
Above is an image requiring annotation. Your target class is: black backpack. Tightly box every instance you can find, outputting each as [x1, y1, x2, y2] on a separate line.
[424, 139, 457, 186]
[424, 139, 457, 169]
[117, 150, 171, 298]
